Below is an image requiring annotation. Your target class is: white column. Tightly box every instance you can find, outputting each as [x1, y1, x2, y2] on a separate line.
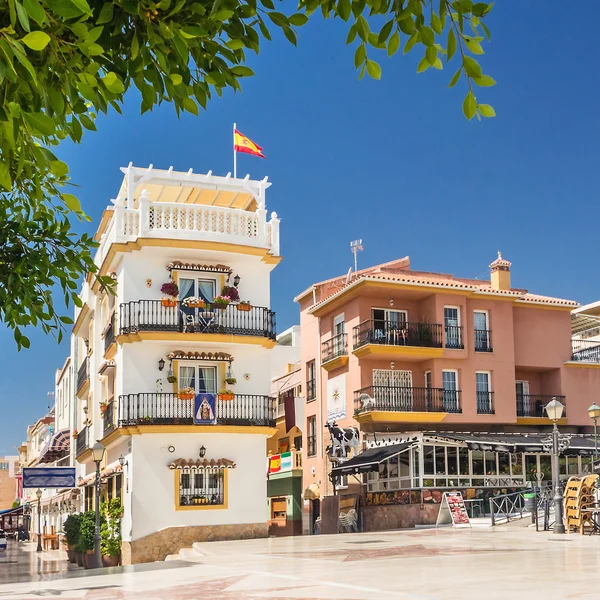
[114, 204, 125, 243]
[138, 189, 150, 237]
[269, 211, 280, 256]
[256, 202, 267, 246]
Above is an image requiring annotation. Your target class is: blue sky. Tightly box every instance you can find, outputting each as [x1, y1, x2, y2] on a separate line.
[1, 1, 599, 454]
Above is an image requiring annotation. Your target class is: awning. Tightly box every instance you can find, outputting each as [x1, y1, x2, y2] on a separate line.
[38, 429, 70, 464]
[331, 443, 410, 476]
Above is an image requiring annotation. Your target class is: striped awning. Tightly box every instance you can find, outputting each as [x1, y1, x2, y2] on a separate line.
[39, 429, 70, 464]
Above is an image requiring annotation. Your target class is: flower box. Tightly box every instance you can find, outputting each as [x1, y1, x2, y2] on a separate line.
[178, 393, 194, 400]
[219, 393, 234, 401]
[161, 298, 177, 307]
[237, 302, 252, 312]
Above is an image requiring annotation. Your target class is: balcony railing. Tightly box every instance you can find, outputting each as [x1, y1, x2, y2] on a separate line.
[321, 333, 348, 363]
[476, 391, 495, 414]
[353, 321, 443, 350]
[517, 394, 566, 418]
[119, 300, 276, 340]
[103, 401, 115, 436]
[103, 313, 116, 354]
[307, 435, 317, 457]
[75, 427, 88, 457]
[118, 393, 275, 427]
[77, 359, 89, 391]
[571, 339, 600, 363]
[474, 329, 493, 352]
[444, 325, 464, 349]
[354, 386, 462, 414]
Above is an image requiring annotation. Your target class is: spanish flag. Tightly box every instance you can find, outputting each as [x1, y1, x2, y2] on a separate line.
[234, 128, 265, 159]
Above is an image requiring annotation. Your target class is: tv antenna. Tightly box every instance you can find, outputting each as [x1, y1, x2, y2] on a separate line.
[350, 239, 363, 272]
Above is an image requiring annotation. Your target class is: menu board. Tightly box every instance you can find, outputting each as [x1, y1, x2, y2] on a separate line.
[435, 492, 471, 528]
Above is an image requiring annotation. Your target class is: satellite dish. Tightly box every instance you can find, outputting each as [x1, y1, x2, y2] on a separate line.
[345, 267, 353, 286]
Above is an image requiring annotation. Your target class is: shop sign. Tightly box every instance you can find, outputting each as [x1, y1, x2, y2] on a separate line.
[268, 452, 293, 474]
[436, 491, 471, 528]
[22, 467, 76, 489]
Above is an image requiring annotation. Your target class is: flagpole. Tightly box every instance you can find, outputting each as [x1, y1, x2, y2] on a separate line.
[233, 122, 237, 178]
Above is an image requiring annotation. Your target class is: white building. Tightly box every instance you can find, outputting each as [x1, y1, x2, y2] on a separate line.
[70, 165, 281, 563]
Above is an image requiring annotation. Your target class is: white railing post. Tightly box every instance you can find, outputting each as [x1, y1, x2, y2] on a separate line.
[256, 202, 267, 246]
[114, 204, 125, 243]
[138, 189, 150, 236]
[270, 211, 280, 255]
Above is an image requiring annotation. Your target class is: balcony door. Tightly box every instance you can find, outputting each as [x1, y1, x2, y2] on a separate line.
[516, 380, 530, 416]
[373, 369, 412, 410]
[372, 309, 408, 342]
[474, 310, 490, 350]
[333, 314, 345, 356]
[178, 364, 218, 394]
[476, 372, 492, 413]
[444, 307, 461, 348]
[442, 370, 458, 411]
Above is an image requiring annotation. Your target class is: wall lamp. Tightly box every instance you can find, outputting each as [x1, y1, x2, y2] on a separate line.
[158, 358, 165, 371]
[199, 445, 206, 458]
[233, 274, 241, 287]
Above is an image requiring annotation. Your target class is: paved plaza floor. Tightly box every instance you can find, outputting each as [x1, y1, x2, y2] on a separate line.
[1, 524, 599, 599]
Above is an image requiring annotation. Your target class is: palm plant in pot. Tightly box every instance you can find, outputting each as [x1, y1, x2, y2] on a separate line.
[63, 513, 82, 564]
[101, 498, 123, 567]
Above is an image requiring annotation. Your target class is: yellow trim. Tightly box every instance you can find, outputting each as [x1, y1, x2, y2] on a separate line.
[514, 302, 575, 312]
[76, 378, 90, 398]
[352, 344, 444, 359]
[564, 361, 600, 369]
[516, 417, 567, 426]
[100, 428, 122, 447]
[108, 425, 276, 436]
[104, 342, 117, 360]
[76, 448, 92, 463]
[73, 304, 91, 336]
[322, 355, 349, 372]
[355, 411, 448, 423]
[174, 469, 228, 511]
[117, 331, 276, 348]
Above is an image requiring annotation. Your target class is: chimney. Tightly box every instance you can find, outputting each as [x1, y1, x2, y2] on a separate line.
[489, 251, 511, 291]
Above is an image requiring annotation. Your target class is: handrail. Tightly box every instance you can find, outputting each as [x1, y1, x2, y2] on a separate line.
[489, 490, 527, 525]
[321, 333, 348, 363]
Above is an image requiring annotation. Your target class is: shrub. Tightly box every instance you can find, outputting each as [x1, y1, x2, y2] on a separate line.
[64, 513, 82, 547]
[100, 499, 123, 558]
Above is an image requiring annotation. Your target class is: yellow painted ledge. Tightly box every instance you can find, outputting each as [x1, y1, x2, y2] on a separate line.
[355, 411, 448, 424]
[76, 379, 90, 399]
[102, 425, 277, 436]
[76, 448, 92, 463]
[565, 361, 600, 369]
[104, 342, 117, 360]
[117, 331, 276, 348]
[352, 344, 444, 359]
[516, 417, 567, 426]
[322, 355, 349, 372]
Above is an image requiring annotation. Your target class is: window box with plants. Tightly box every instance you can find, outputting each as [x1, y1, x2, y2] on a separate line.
[160, 282, 179, 307]
[236, 301, 252, 312]
[101, 498, 123, 567]
[99, 402, 108, 414]
[178, 387, 195, 400]
[212, 296, 230, 311]
[182, 296, 205, 309]
[218, 388, 235, 401]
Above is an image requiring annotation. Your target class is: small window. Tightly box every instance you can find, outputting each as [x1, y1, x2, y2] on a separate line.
[306, 361, 316, 401]
[307, 416, 317, 456]
[177, 469, 226, 509]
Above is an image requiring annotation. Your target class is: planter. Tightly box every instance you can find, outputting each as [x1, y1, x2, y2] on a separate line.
[212, 304, 228, 311]
[67, 547, 76, 563]
[102, 554, 120, 567]
[100, 404, 108, 414]
[76, 552, 84, 567]
[225, 378, 237, 385]
[237, 303, 252, 312]
[185, 301, 205, 309]
[178, 393, 194, 400]
[219, 393, 235, 401]
[161, 298, 178, 307]
[83, 550, 95, 569]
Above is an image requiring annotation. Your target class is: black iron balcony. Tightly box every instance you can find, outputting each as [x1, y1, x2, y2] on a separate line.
[474, 329, 493, 352]
[476, 391, 495, 414]
[77, 359, 89, 392]
[103, 401, 115, 436]
[354, 386, 462, 414]
[517, 394, 566, 418]
[103, 313, 116, 354]
[307, 435, 317, 457]
[75, 426, 88, 457]
[321, 333, 348, 363]
[444, 325, 464, 349]
[353, 320, 443, 350]
[118, 393, 276, 427]
[571, 339, 600, 363]
[119, 300, 276, 340]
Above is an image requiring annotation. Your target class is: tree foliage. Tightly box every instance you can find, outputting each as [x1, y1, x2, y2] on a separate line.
[0, 0, 494, 348]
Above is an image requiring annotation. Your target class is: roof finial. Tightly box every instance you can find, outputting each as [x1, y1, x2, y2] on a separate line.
[497, 251, 502, 260]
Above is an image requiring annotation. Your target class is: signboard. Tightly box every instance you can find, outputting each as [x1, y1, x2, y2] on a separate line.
[194, 393, 216, 425]
[22, 467, 76, 489]
[268, 452, 293, 475]
[436, 491, 471, 528]
[327, 374, 346, 421]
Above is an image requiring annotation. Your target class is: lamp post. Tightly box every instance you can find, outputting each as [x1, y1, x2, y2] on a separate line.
[35, 489, 42, 552]
[545, 398, 566, 534]
[91, 441, 105, 569]
[587, 403, 600, 464]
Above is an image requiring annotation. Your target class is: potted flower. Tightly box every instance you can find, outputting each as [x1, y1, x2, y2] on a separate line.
[212, 295, 230, 311]
[218, 388, 235, 401]
[237, 300, 252, 312]
[72, 429, 78, 439]
[101, 499, 123, 567]
[182, 296, 205, 309]
[160, 282, 179, 307]
[178, 387, 195, 400]
[221, 285, 240, 302]
[99, 402, 108, 414]
[63, 514, 81, 564]
[225, 376, 237, 385]
[167, 374, 177, 384]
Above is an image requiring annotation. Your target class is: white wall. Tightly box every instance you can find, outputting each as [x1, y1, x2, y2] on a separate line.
[129, 432, 268, 540]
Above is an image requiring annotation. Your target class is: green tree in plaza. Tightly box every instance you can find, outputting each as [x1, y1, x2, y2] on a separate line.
[0, 0, 494, 348]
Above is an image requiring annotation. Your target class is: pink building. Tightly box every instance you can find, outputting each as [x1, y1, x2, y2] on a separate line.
[296, 254, 600, 532]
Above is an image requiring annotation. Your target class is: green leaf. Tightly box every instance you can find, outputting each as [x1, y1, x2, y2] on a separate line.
[448, 66, 462, 87]
[403, 32, 418, 54]
[24, 111, 54, 135]
[463, 56, 482, 78]
[225, 39, 245, 50]
[49, 160, 69, 177]
[417, 57, 429, 73]
[15, 1, 30, 32]
[463, 90, 477, 120]
[282, 26, 297, 46]
[22, 31, 50, 51]
[23, 0, 46, 26]
[354, 43, 366, 69]
[357, 16, 369, 41]
[426, 46, 437, 66]
[169, 73, 183, 85]
[366, 59, 381, 80]
[346, 25, 357, 45]
[103, 72, 124, 94]
[182, 97, 199, 115]
[473, 74, 496, 87]
[96, 2, 113, 24]
[420, 26, 434, 46]
[230, 66, 254, 77]
[0, 162, 11, 190]
[431, 14, 442, 35]
[478, 103, 496, 117]
[447, 28, 456, 61]
[481, 21, 491, 41]
[388, 31, 400, 57]
[378, 20, 394, 45]
[68, 0, 92, 16]
[433, 57, 443, 70]
[338, 0, 351, 21]
[465, 39, 484, 55]
[63, 193, 82, 212]
[288, 13, 308, 26]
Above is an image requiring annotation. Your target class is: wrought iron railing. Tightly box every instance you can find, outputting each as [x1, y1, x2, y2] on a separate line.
[353, 320, 443, 349]
[75, 427, 88, 457]
[119, 300, 276, 340]
[118, 393, 275, 427]
[354, 386, 462, 414]
[571, 339, 600, 363]
[103, 313, 116, 354]
[474, 329, 492, 352]
[489, 490, 527, 526]
[321, 333, 348, 363]
[103, 401, 115, 436]
[307, 435, 317, 457]
[516, 394, 566, 417]
[476, 391, 495, 414]
[444, 325, 463, 349]
[76, 359, 89, 391]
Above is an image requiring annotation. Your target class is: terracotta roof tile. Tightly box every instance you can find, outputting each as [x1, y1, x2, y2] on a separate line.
[168, 458, 236, 469]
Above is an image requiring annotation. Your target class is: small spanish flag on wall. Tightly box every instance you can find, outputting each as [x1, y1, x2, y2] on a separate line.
[234, 127, 265, 158]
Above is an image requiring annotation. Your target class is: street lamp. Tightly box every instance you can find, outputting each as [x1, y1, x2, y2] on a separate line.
[588, 403, 600, 463]
[545, 398, 566, 534]
[91, 441, 105, 569]
[35, 488, 42, 552]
